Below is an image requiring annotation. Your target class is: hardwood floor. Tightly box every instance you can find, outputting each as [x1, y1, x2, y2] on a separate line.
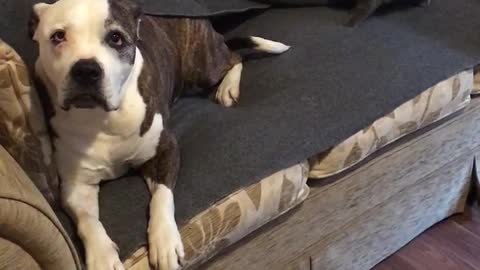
[373, 205, 480, 270]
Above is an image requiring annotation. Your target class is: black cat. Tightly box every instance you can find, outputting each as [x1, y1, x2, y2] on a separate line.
[346, 0, 431, 27]
[255, 0, 431, 27]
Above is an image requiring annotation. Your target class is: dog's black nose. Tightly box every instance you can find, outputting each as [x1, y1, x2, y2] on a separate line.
[70, 59, 103, 85]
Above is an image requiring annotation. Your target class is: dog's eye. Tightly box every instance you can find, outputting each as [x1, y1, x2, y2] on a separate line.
[107, 31, 125, 49]
[50, 30, 66, 45]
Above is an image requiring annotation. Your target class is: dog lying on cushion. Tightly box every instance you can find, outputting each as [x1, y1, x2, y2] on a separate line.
[28, 0, 289, 269]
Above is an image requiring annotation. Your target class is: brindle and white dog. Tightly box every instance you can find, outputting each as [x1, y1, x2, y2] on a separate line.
[29, 0, 289, 269]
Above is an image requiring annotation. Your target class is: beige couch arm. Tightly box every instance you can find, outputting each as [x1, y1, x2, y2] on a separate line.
[0, 146, 80, 270]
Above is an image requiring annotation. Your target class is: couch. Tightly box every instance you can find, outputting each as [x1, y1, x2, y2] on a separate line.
[1, 0, 480, 269]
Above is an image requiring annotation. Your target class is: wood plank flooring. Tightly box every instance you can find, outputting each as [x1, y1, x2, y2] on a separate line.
[373, 205, 480, 270]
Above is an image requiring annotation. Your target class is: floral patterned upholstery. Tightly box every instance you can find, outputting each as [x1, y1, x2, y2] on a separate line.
[0, 39, 58, 204]
[309, 70, 473, 178]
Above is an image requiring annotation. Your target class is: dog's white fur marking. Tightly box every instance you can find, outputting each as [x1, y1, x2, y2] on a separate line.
[147, 184, 184, 270]
[63, 183, 125, 270]
[216, 63, 243, 107]
[33, 0, 132, 110]
[250, 36, 291, 54]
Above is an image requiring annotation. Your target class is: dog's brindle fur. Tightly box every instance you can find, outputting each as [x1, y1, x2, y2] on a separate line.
[136, 16, 241, 135]
[28, 0, 265, 269]
[108, 0, 241, 136]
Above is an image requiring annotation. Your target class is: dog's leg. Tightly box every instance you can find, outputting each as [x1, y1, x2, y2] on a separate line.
[215, 36, 290, 107]
[62, 181, 124, 270]
[141, 129, 183, 270]
[215, 62, 243, 107]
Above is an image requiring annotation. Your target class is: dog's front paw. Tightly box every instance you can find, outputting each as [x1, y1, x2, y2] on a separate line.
[148, 220, 185, 270]
[215, 63, 243, 107]
[85, 240, 124, 270]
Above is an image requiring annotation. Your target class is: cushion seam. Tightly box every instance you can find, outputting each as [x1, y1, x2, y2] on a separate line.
[0, 196, 81, 269]
[310, 97, 471, 179]
[311, 100, 474, 192]
[0, 237, 41, 269]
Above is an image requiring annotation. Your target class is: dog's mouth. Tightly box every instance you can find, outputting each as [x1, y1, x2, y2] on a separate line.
[62, 94, 112, 111]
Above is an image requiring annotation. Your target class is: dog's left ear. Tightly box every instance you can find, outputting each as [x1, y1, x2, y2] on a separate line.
[29, 3, 51, 40]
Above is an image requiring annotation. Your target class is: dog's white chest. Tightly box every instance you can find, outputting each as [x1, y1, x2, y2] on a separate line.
[53, 109, 163, 183]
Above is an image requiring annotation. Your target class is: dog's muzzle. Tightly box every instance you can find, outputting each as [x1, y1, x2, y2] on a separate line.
[63, 93, 110, 110]
[62, 59, 111, 111]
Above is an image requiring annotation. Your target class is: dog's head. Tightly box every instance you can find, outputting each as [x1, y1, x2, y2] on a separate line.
[30, 0, 142, 111]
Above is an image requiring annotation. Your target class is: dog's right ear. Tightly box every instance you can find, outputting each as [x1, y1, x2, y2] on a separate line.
[29, 3, 51, 40]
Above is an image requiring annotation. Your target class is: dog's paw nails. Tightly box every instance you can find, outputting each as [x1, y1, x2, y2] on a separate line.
[230, 91, 239, 104]
[216, 63, 243, 107]
[216, 84, 239, 107]
[86, 241, 124, 270]
[149, 222, 184, 270]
